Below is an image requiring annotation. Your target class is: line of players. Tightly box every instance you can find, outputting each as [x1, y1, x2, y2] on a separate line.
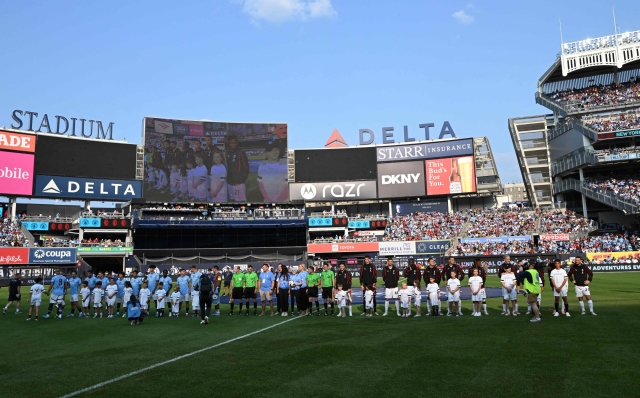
[10, 265, 222, 323]
[5, 254, 597, 321]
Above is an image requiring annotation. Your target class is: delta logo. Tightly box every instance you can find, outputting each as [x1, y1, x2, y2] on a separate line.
[36, 176, 142, 199]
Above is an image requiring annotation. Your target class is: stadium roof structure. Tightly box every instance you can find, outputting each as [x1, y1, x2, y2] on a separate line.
[324, 129, 348, 148]
[509, 27, 640, 214]
[535, 29, 640, 117]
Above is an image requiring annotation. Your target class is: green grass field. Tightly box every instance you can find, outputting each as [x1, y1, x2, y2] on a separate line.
[1, 273, 639, 398]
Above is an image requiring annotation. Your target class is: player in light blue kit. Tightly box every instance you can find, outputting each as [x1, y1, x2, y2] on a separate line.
[66, 271, 82, 318]
[44, 269, 67, 319]
[130, 271, 143, 298]
[145, 266, 160, 311]
[84, 271, 98, 311]
[176, 269, 191, 315]
[115, 272, 126, 316]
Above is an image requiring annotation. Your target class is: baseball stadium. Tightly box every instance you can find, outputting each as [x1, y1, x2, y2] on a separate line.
[1, 5, 639, 398]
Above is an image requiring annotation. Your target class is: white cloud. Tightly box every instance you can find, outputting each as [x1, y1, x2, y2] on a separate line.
[452, 10, 474, 24]
[236, 0, 336, 23]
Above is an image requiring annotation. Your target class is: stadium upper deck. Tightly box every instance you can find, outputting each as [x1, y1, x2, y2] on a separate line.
[510, 27, 640, 220]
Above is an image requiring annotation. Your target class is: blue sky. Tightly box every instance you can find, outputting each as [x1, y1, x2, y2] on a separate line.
[2, 0, 639, 187]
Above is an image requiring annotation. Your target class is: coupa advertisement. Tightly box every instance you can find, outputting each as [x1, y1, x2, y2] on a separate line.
[0, 248, 76, 264]
[28, 248, 76, 264]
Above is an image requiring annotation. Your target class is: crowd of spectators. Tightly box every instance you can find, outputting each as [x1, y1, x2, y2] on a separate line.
[451, 240, 535, 256]
[81, 238, 125, 247]
[465, 209, 536, 238]
[42, 237, 79, 247]
[539, 210, 593, 234]
[384, 212, 469, 241]
[546, 79, 640, 109]
[582, 108, 640, 132]
[0, 218, 28, 247]
[585, 175, 640, 204]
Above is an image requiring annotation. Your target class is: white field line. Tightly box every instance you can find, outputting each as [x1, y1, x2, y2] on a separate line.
[58, 317, 299, 398]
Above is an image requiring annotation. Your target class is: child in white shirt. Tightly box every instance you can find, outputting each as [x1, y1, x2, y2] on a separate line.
[122, 281, 133, 318]
[169, 164, 180, 197]
[398, 282, 410, 317]
[27, 278, 45, 321]
[334, 285, 347, 317]
[93, 282, 104, 318]
[139, 283, 151, 317]
[105, 279, 118, 318]
[469, 269, 484, 317]
[426, 276, 441, 316]
[170, 286, 181, 317]
[412, 280, 422, 317]
[446, 272, 461, 316]
[80, 282, 91, 318]
[191, 285, 200, 318]
[155, 282, 166, 318]
[364, 285, 374, 317]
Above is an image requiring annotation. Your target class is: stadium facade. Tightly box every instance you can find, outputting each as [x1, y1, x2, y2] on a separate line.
[510, 28, 640, 222]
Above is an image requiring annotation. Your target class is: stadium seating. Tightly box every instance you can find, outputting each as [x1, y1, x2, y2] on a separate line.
[464, 209, 536, 238]
[546, 80, 640, 110]
[539, 210, 592, 234]
[383, 211, 469, 241]
[582, 108, 640, 132]
[0, 218, 29, 247]
[585, 176, 640, 205]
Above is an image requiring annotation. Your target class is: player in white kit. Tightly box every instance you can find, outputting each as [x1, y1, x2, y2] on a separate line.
[170, 285, 181, 317]
[550, 260, 570, 317]
[500, 266, 518, 316]
[398, 282, 411, 318]
[446, 272, 460, 316]
[27, 278, 45, 321]
[192, 285, 201, 318]
[334, 284, 347, 317]
[80, 282, 91, 317]
[426, 276, 441, 316]
[209, 152, 228, 202]
[139, 283, 151, 317]
[412, 280, 422, 317]
[155, 282, 167, 318]
[468, 268, 484, 316]
[93, 282, 104, 319]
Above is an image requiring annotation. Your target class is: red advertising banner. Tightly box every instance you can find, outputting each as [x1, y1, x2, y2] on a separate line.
[0, 248, 29, 265]
[0, 130, 36, 153]
[540, 234, 570, 241]
[425, 156, 476, 196]
[307, 242, 379, 253]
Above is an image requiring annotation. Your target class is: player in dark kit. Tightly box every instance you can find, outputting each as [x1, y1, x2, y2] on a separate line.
[3, 272, 22, 315]
[468, 259, 489, 315]
[359, 255, 378, 315]
[568, 256, 596, 315]
[382, 258, 400, 316]
[335, 263, 353, 316]
[404, 257, 421, 293]
[442, 257, 464, 315]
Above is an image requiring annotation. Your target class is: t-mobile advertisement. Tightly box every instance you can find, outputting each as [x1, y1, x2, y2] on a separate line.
[0, 150, 34, 196]
[424, 156, 475, 196]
